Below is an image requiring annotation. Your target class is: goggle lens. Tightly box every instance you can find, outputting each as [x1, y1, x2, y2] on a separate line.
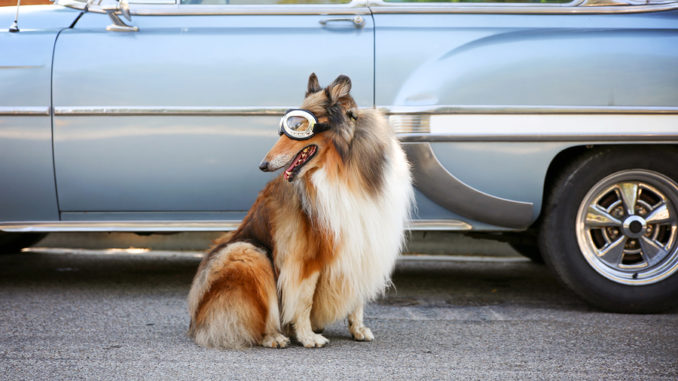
[285, 115, 312, 133]
[279, 109, 326, 140]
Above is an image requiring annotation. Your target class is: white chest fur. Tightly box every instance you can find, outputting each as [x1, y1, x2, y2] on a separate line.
[310, 140, 413, 307]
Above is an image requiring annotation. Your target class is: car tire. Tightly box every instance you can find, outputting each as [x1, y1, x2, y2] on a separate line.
[0, 232, 47, 254]
[539, 146, 678, 313]
[502, 230, 544, 263]
[509, 242, 544, 264]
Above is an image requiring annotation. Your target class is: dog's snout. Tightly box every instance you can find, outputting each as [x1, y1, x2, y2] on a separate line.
[259, 160, 270, 172]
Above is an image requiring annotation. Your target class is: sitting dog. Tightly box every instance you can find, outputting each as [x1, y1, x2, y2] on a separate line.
[187, 73, 413, 348]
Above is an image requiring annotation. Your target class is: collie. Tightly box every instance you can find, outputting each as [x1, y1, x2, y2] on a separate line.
[187, 74, 413, 348]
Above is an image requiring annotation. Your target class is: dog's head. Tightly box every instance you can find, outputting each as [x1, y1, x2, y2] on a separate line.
[259, 73, 358, 182]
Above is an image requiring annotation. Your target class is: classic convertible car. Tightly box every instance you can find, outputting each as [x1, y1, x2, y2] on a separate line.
[1, 0, 677, 312]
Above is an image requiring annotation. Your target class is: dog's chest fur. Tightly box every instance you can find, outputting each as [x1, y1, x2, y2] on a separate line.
[306, 140, 413, 320]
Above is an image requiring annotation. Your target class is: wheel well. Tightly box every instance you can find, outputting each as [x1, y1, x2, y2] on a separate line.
[539, 144, 678, 224]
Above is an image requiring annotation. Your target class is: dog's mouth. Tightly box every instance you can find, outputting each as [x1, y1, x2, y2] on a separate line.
[284, 145, 317, 182]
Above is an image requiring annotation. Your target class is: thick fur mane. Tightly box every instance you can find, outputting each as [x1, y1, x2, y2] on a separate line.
[303, 109, 413, 318]
[342, 110, 389, 197]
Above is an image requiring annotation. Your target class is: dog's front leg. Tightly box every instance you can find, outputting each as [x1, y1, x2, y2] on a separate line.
[280, 271, 329, 348]
[348, 304, 374, 342]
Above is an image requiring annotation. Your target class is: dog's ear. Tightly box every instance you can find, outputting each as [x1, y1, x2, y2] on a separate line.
[306, 73, 322, 97]
[326, 74, 352, 104]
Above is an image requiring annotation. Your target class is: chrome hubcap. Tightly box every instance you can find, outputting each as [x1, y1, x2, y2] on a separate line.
[622, 215, 646, 238]
[576, 170, 678, 285]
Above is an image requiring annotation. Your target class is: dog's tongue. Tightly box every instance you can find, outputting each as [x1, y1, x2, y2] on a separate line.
[284, 146, 315, 181]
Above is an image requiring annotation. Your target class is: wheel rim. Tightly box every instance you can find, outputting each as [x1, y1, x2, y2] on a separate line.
[576, 169, 678, 285]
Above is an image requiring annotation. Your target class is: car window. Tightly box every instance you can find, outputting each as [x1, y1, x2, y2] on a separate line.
[179, 0, 351, 4]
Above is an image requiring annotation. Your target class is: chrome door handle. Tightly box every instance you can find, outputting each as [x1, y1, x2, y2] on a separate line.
[319, 15, 365, 28]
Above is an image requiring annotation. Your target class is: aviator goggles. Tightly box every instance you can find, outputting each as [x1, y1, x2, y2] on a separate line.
[278, 109, 330, 140]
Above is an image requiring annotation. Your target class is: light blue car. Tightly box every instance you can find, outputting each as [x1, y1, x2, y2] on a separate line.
[1, 0, 677, 312]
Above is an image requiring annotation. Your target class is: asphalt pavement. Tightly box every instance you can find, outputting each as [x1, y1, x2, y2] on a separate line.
[1, 244, 677, 380]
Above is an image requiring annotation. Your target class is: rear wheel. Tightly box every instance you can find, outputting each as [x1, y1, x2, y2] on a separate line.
[0, 232, 47, 254]
[539, 147, 678, 313]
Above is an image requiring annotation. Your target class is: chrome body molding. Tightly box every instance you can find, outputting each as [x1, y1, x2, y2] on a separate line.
[56, 0, 678, 15]
[53, 106, 289, 116]
[368, 0, 678, 14]
[398, 132, 678, 143]
[132, 5, 371, 16]
[389, 114, 431, 135]
[385, 105, 678, 115]
[398, 133, 678, 143]
[368, 4, 678, 14]
[0, 219, 471, 232]
[0, 221, 243, 232]
[0, 107, 51, 116]
[57, 0, 371, 15]
[393, 112, 678, 141]
[53, 106, 678, 143]
[403, 143, 535, 229]
[406, 219, 472, 231]
[54, 105, 678, 116]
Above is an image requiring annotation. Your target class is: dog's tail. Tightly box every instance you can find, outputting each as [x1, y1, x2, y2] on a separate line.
[209, 231, 235, 248]
[187, 241, 282, 349]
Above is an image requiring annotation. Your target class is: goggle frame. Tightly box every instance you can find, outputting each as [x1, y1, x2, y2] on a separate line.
[278, 109, 331, 141]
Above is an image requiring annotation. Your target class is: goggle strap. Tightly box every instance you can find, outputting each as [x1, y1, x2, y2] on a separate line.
[313, 123, 331, 133]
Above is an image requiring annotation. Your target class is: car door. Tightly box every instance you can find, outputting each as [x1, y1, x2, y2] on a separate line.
[52, 0, 373, 223]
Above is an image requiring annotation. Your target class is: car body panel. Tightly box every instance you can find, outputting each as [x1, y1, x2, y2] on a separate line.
[430, 141, 561, 215]
[0, 5, 79, 222]
[375, 7, 678, 229]
[374, 11, 678, 108]
[0, 1, 677, 231]
[0, 116, 59, 221]
[52, 10, 373, 212]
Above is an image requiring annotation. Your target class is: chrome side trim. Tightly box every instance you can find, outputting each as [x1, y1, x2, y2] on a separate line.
[389, 114, 431, 134]
[134, 5, 371, 16]
[405, 113, 678, 142]
[368, 1, 678, 14]
[57, 0, 678, 15]
[399, 133, 678, 143]
[385, 105, 678, 115]
[404, 143, 534, 229]
[57, 1, 371, 15]
[53, 106, 678, 143]
[407, 219, 472, 231]
[0, 221, 242, 232]
[53, 105, 678, 117]
[0, 107, 51, 116]
[54, 106, 289, 116]
[0, 219, 472, 232]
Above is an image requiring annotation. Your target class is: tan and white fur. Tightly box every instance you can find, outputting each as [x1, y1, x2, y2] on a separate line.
[187, 73, 413, 348]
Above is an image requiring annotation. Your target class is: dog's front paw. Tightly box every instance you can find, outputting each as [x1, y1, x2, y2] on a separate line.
[262, 333, 290, 348]
[298, 332, 329, 348]
[350, 326, 374, 342]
